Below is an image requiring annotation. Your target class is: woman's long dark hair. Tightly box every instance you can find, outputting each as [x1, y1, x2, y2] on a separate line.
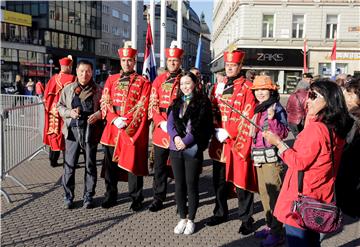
[169, 71, 213, 150]
[310, 79, 353, 139]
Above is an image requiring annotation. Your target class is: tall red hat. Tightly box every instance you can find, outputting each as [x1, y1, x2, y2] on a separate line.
[118, 41, 137, 59]
[165, 41, 184, 59]
[224, 49, 245, 64]
[59, 55, 73, 66]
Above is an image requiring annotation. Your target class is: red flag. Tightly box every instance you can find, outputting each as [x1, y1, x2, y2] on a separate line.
[303, 38, 308, 73]
[331, 36, 336, 61]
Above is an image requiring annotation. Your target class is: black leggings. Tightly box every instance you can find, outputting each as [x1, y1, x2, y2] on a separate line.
[170, 150, 202, 221]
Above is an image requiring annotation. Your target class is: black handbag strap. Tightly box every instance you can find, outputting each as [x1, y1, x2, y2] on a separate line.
[297, 125, 335, 196]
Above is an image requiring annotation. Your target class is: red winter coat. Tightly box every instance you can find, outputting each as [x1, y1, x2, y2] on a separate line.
[286, 88, 308, 125]
[274, 120, 345, 229]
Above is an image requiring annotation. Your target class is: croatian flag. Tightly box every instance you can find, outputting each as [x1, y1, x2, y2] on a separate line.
[142, 22, 157, 82]
[194, 34, 202, 69]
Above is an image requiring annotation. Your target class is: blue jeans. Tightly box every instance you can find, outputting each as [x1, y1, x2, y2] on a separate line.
[285, 224, 320, 247]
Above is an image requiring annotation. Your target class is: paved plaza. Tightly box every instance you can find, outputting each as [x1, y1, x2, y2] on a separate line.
[1, 148, 359, 247]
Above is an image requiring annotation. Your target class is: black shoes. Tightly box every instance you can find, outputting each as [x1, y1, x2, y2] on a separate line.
[205, 216, 227, 227]
[148, 199, 163, 212]
[238, 217, 255, 235]
[130, 200, 143, 212]
[64, 199, 74, 209]
[101, 196, 117, 209]
[83, 199, 94, 209]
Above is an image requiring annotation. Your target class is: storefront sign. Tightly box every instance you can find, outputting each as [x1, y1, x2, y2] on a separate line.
[242, 48, 303, 67]
[325, 52, 360, 60]
[348, 26, 360, 32]
[0, 10, 32, 27]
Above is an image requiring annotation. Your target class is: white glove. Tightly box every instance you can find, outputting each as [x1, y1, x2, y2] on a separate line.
[113, 117, 128, 129]
[215, 128, 229, 143]
[160, 121, 168, 133]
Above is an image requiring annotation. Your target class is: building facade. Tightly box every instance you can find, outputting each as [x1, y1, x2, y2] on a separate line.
[138, 1, 212, 80]
[1, 1, 101, 85]
[95, 0, 133, 82]
[211, 0, 360, 93]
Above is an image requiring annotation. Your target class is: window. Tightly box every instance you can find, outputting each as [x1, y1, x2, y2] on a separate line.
[326, 15, 338, 39]
[52, 32, 58, 47]
[262, 14, 274, 38]
[292, 15, 304, 38]
[59, 33, 65, 48]
[44, 31, 51, 46]
[72, 36, 77, 50]
[122, 14, 129, 22]
[102, 23, 109, 33]
[112, 44, 118, 52]
[112, 26, 121, 36]
[123, 27, 129, 38]
[101, 42, 109, 52]
[102, 4, 109, 13]
[112, 9, 120, 18]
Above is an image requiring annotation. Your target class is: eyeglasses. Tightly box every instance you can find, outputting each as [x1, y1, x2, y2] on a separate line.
[308, 91, 324, 101]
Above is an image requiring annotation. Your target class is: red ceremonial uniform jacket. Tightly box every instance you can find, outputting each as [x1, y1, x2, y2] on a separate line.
[43, 72, 76, 151]
[208, 76, 258, 192]
[274, 120, 345, 229]
[100, 72, 150, 176]
[149, 71, 181, 148]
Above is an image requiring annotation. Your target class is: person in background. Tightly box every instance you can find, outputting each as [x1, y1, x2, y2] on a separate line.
[336, 78, 360, 218]
[25, 78, 35, 96]
[335, 73, 347, 88]
[263, 79, 352, 247]
[250, 76, 288, 247]
[100, 42, 150, 211]
[246, 70, 256, 82]
[206, 48, 257, 236]
[148, 41, 184, 212]
[167, 72, 213, 235]
[35, 80, 45, 99]
[43, 56, 76, 167]
[286, 73, 313, 138]
[57, 60, 103, 209]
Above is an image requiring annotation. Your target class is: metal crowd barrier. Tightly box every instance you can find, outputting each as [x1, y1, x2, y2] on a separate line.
[0, 94, 46, 203]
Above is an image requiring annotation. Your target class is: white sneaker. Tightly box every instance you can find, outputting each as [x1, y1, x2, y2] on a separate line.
[184, 220, 195, 235]
[174, 219, 187, 234]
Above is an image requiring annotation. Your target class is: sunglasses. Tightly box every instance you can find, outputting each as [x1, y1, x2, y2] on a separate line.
[308, 91, 324, 101]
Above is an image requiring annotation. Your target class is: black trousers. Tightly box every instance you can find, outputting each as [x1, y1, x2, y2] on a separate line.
[103, 145, 143, 202]
[49, 149, 61, 165]
[170, 150, 202, 221]
[62, 127, 97, 201]
[212, 160, 254, 221]
[152, 145, 170, 201]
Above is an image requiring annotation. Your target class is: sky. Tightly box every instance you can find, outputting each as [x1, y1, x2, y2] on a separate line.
[189, 1, 213, 32]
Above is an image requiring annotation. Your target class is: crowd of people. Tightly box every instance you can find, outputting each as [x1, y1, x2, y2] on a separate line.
[40, 42, 359, 247]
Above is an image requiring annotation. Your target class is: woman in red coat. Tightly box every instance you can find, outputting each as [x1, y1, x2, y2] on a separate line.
[263, 79, 352, 247]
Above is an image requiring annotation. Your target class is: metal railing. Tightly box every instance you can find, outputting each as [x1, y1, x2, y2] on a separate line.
[0, 94, 46, 203]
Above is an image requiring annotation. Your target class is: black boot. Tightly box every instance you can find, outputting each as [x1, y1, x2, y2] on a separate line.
[101, 191, 117, 209]
[148, 199, 163, 212]
[238, 217, 255, 235]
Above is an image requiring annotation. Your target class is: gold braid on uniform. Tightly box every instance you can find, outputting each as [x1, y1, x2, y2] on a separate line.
[125, 95, 147, 136]
[100, 88, 114, 119]
[148, 87, 159, 119]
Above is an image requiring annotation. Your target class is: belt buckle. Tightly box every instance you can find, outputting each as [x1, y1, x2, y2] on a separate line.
[222, 116, 228, 122]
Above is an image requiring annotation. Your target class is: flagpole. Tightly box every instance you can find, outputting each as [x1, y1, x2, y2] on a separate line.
[150, 0, 155, 46]
[195, 34, 202, 69]
[160, 0, 166, 67]
[177, 0, 183, 49]
[331, 31, 337, 77]
[303, 37, 308, 73]
[131, 0, 137, 49]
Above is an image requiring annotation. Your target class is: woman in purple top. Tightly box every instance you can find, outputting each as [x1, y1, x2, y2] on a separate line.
[167, 72, 213, 235]
[250, 76, 288, 247]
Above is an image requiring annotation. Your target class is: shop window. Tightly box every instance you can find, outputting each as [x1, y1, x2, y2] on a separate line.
[262, 14, 274, 38]
[319, 63, 347, 76]
[326, 15, 338, 39]
[44, 31, 51, 46]
[292, 15, 304, 38]
[52, 32, 58, 47]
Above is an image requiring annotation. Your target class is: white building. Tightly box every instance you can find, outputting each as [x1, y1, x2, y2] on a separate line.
[211, 0, 360, 93]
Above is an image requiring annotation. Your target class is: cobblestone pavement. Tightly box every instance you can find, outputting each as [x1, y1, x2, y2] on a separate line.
[1, 149, 359, 247]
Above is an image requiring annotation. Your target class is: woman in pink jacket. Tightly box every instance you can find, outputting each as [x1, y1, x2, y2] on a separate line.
[262, 79, 352, 247]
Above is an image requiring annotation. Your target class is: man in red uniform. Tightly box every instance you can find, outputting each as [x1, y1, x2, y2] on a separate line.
[206, 48, 257, 235]
[148, 42, 183, 212]
[35, 80, 45, 98]
[100, 42, 151, 211]
[43, 55, 76, 167]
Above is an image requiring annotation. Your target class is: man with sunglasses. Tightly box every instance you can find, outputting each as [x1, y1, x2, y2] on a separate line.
[286, 73, 313, 138]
